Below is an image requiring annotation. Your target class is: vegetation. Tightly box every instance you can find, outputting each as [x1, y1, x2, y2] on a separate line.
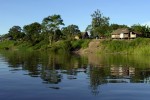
[1, 9, 150, 54]
[91, 9, 110, 38]
[101, 38, 150, 55]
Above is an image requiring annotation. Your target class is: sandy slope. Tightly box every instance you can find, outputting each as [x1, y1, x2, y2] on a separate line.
[77, 39, 101, 55]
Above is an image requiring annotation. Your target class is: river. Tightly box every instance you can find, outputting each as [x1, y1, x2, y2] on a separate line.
[0, 51, 150, 100]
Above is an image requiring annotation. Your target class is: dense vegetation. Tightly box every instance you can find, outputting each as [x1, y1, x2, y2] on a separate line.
[1, 9, 150, 53]
[101, 38, 150, 55]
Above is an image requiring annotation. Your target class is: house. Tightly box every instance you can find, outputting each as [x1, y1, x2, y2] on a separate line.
[111, 28, 136, 39]
[74, 35, 80, 40]
[82, 32, 89, 39]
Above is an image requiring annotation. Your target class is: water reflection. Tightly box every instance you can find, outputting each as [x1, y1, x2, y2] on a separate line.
[1, 51, 150, 95]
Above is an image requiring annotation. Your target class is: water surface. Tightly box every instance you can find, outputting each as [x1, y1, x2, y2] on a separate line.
[0, 51, 150, 100]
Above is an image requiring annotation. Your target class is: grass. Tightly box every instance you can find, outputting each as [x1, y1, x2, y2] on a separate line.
[0, 40, 15, 50]
[71, 39, 91, 50]
[0, 39, 91, 52]
[101, 38, 150, 55]
[1, 38, 150, 55]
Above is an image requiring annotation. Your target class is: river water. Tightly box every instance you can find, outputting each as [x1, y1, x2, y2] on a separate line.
[0, 51, 150, 100]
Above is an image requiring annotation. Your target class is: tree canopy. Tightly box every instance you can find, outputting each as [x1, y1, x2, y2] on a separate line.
[61, 24, 81, 40]
[23, 22, 42, 45]
[130, 24, 150, 37]
[42, 14, 64, 44]
[8, 26, 25, 40]
[2, 10, 150, 49]
[91, 9, 110, 38]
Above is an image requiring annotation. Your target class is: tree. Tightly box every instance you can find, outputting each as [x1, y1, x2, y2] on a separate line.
[61, 24, 81, 40]
[23, 22, 42, 45]
[91, 9, 110, 38]
[130, 24, 150, 37]
[130, 24, 143, 33]
[42, 14, 64, 44]
[110, 24, 128, 31]
[8, 26, 25, 40]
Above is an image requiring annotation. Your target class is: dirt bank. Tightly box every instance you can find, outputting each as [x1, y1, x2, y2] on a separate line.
[75, 39, 102, 55]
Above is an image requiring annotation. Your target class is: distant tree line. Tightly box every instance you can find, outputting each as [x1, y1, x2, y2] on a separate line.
[2, 9, 150, 45]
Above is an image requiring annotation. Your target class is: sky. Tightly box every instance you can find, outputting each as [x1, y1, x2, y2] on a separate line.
[1, 0, 150, 34]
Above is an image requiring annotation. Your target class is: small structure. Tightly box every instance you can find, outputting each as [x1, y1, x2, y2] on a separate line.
[74, 35, 80, 40]
[82, 32, 89, 39]
[111, 28, 136, 39]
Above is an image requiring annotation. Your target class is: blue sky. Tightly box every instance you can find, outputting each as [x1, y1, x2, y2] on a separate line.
[0, 0, 150, 34]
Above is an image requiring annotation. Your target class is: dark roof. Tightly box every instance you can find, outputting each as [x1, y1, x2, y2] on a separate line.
[111, 28, 130, 35]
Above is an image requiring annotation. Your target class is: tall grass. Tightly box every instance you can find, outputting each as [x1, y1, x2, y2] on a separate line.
[101, 38, 150, 55]
[0, 40, 15, 50]
[71, 39, 91, 50]
[49, 39, 91, 53]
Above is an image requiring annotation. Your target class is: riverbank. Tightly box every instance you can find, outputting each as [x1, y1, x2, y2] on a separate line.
[76, 38, 150, 55]
[0, 39, 91, 52]
[1, 38, 150, 55]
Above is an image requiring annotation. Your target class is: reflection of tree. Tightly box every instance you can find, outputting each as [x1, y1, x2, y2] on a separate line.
[3, 51, 150, 95]
[131, 68, 150, 83]
[22, 52, 40, 76]
[67, 69, 77, 79]
[41, 70, 62, 84]
[40, 52, 88, 83]
[89, 65, 108, 95]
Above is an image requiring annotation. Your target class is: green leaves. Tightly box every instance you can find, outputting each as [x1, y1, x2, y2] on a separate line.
[61, 24, 81, 40]
[42, 15, 64, 43]
[130, 24, 150, 38]
[8, 26, 25, 40]
[91, 9, 110, 37]
[42, 14, 64, 32]
[23, 22, 42, 45]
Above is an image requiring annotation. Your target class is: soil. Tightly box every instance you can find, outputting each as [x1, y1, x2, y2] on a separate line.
[75, 39, 101, 55]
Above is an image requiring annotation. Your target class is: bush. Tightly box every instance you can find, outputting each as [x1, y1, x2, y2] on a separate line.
[101, 38, 150, 55]
[71, 39, 91, 50]
[50, 40, 71, 53]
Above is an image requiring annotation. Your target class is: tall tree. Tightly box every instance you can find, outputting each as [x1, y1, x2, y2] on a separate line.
[42, 14, 64, 44]
[61, 24, 81, 40]
[130, 24, 150, 37]
[110, 24, 129, 31]
[8, 26, 25, 40]
[23, 22, 42, 45]
[91, 9, 110, 38]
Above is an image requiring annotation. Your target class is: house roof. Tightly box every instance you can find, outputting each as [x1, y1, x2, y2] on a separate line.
[111, 28, 130, 35]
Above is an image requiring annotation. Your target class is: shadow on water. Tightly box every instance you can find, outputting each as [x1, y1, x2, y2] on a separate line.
[1, 51, 150, 95]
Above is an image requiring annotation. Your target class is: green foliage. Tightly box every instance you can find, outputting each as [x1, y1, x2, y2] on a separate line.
[0, 40, 15, 50]
[3, 12, 150, 54]
[130, 24, 150, 38]
[110, 24, 129, 31]
[101, 38, 150, 55]
[81, 39, 91, 48]
[23, 22, 42, 45]
[42, 14, 64, 32]
[50, 40, 71, 53]
[91, 9, 110, 37]
[42, 14, 64, 44]
[102, 39, 127, 52]
[8, 26, 25, 40]
[61, 24, 81, 40]
[32, 40, 49, 50]
[71, 39, 91, 50]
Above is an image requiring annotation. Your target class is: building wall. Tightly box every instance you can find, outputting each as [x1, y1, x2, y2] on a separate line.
[124, 33, 129, 38]
[130, 32, 136, 38]
[112, 32, 136, 39]
[120, 33, 124, 39]
[112, 34, 120, 39]
[75, 36, 80, 40]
